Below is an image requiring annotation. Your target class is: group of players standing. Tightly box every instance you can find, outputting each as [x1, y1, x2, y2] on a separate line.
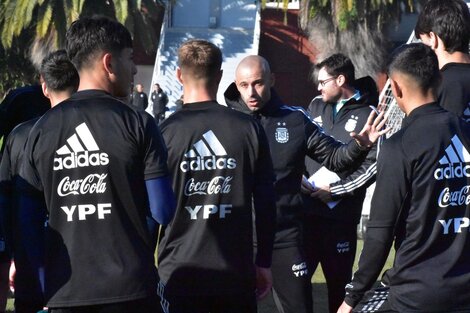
[0, 0, 470, 313]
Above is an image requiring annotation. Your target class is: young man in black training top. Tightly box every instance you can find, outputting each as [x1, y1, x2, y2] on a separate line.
[415, 0, 470, 119]
[338, 43, 470, 313]
[224, 55, 388, 313]
[0, 50, 79, 313]
[19, 16, 176, 312]
[301, 53, 378, 313]
[157, 39, 276, 313]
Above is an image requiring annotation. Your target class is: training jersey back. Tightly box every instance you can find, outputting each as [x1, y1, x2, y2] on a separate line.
[158, 101, 275, 296]
[21, 90, 169, 307]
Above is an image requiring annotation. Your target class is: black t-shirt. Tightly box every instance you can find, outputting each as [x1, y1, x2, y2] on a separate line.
[0, 117, 46, 301]
[20, 90, 169, 307]
[345, 103, 470, 312]
[0, 118, 40, 257]
[158, 101, 276, 296]
[438, 62, 470, 119]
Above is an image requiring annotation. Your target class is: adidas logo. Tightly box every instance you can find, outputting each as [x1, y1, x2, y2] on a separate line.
[434, 135, 470, 180]
[313, 116, 323, 127]
[179, 130, 236, 172]
[463, 105, 470, 122]
[53, 123, 109, 171]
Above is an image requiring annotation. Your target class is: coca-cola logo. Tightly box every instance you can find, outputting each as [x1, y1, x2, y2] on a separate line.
[184, 176, 232, 196]
[438, 185, 470, 207]
[57, 174, 108, 197]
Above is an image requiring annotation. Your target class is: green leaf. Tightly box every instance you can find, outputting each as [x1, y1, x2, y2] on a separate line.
[36, 3, 52, 38]
[114, 0, 129, 24]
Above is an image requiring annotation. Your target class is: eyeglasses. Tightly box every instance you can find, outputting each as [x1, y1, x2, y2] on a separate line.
[318, 76, 337, 87]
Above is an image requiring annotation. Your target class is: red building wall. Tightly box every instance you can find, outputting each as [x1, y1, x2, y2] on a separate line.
[259, 8, 318, 108]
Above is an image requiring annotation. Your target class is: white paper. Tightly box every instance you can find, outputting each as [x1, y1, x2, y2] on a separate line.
[308, 166, 341, 209]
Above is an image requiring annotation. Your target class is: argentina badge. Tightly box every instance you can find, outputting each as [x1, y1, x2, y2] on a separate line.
[275, 122, 289, 143]
[344, 115, 358, 132]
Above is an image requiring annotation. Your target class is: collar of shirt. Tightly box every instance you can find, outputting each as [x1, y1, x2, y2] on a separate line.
[333, 89, 361, 117]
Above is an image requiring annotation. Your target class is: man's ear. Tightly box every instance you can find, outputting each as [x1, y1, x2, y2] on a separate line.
[336, 74, 346, 87]
[103, 53, 113, 75]
[428, 32, 439, 50]
[390, 78, 402, 99]
[41, 81, 51, 99]
[176, 67, 183, 84]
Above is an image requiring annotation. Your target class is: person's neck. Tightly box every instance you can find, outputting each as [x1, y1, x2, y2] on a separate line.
[403, 91, 436, 116]
[437, 50, 470, 69]
[339, 85, 357, 102]
[77, 71, 113, 94]
[49, 91, 73, 107]
[183, 86, 217, 104]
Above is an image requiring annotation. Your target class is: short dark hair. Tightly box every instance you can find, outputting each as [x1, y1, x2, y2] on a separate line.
[316, 53, 355, 84]
[66, 16, 133, 71]
[387, 43, 440, 92]
[40, 50, 79, 92]
[415, 0, 470, 53]
[178, 39, 222, 83]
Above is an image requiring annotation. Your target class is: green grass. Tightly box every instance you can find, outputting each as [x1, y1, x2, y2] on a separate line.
[311, 239, 395, 312]
[5, 239, 395, 312]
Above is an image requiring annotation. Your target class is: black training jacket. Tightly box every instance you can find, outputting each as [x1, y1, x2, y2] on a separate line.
[225, 83, 369, 248]
[303, 76, 378, 223]
[345, 103, 470, 312]
[157, 101, 276, 296]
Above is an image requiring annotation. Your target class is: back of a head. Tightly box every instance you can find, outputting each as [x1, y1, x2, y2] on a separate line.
[66, 16, 133, 71]
[387, 43, 440, 93]
[40, 50, 79, 93]
[316, 53, 355, 85]
[178, 39, 222, 83]
[415, 0, 470, 53]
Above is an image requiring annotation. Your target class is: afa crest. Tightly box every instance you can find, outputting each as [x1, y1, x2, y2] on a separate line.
[275, 122, 289, 143]
[344, 115, 359, 132]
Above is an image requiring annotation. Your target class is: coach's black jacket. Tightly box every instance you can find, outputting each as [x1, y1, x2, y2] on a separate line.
[303, 76, 378, 224]
[225, 83, 369, 248]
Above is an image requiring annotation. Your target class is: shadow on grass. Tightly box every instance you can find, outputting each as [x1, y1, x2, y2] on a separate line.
[258, 282, 328, 313]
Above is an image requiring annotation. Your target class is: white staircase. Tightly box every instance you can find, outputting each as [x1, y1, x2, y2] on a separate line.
[149, 3, 260, 114]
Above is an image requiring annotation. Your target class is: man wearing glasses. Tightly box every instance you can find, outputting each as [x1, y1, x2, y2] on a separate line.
[301, 53, 380, 313]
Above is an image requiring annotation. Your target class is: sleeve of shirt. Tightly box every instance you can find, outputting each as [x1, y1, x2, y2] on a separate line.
[344, 138, 410, 307]
[0, 135, 14, 250]
[18, 127, 43, 193]
[252, 122, 276, 268]
[141, 112, 169, 180]
[329, 141, 377, 199]
[305, 117, 368, 173]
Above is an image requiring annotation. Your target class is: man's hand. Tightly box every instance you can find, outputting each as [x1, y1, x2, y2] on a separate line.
[351, 110, 389, 148]
[255, 266, 272, 300]
[337, 301, 353, 313]
[311, 184, 332, 203]
[301, 175, 315, 195]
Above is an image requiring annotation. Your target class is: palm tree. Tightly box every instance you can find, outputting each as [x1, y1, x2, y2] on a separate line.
[0, 0, 165, 97]
[298, 0, 425, 78]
